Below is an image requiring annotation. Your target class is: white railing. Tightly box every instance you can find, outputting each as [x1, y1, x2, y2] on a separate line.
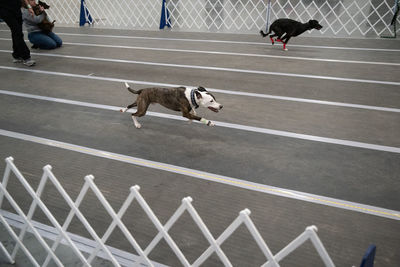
[42, 0, 399, 37]
[44, 0, 81, 26]
[44, 0, 162, 29]
[165, 0, 399, 36]
[267, 0, 399, 37]
[0, 156, 335, 266]
[165, 0, 269, 32]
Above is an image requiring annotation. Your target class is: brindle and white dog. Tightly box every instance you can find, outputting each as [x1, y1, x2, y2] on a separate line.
[120, 83, 223, 128]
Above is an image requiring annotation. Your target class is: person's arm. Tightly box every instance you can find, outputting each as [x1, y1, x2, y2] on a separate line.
[22, 0, 35, 16]
[21, 8, 45, 24]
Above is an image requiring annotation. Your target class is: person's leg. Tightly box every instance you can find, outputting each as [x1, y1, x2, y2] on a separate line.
[0, 9, 31, 60]
[28, 31, 57, 49]
[13, 12, 31, 59]
[47, 32, 62, 48]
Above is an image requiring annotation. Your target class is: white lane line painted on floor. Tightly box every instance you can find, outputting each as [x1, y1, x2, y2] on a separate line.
[0, 38, 398, 66]
[1, 89, 400, 154]
[1, 30, 399, 52]
[50, 32, 400, 52]
[1, 65, 399, 113]
[62, 41, 400, 66]
[1, 129, 399, 220]
[0, 50, 399, 86]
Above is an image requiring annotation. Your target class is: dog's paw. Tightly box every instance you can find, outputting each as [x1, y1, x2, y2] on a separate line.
[201, 118, 214, 126]
[131, 116, 141, 128]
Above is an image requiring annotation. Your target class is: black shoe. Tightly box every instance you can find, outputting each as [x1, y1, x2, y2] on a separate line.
[31, 44, 39, 49]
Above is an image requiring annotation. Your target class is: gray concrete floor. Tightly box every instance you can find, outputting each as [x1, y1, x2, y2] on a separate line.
[0, 25, 399, 266]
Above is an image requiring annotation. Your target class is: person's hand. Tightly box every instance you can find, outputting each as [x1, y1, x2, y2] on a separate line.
[28, 7, 34, 16]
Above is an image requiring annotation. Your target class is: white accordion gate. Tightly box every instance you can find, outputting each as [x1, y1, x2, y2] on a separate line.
[165, 0, 399, 36]
[43, 0, 400, 37]
[0, 157, 335, 266]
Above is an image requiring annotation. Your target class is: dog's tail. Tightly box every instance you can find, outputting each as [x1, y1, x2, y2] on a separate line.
[125, 82, 141, 94]
[259, 30, 268, 37]
[259, 29, 271, 37]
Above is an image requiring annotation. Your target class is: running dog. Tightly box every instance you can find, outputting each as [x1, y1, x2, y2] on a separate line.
[260, 18, 323, 51]
[120, 83, 223, 128]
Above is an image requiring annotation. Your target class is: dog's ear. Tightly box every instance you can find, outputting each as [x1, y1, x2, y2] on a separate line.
[38, 1, 50, 9]
[195, 90, 203, 99]
[197, 86, 207, 92]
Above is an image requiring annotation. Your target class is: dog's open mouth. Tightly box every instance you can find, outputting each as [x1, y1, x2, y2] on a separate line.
[208, 107, 219, 113]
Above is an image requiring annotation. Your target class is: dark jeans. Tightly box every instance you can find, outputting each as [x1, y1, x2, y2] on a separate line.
[28, 31, 62, 49]
[0, 8, 30, 60]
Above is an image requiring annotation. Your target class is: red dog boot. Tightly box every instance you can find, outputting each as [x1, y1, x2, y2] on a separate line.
[270, 37, 275, 45]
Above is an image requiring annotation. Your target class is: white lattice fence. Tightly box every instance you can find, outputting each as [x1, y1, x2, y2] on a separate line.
[0, 157, 335, 266]
[41, 0, 399, 36]
[165, 0, 400, 36]
[267, 0, 399, 36]
[166, 0, 269, 32]
[82, 0, 161, 29]
[39, 0, 80, 26]
[44, 0, 162, 29]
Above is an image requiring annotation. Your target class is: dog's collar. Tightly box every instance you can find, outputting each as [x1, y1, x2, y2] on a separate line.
[190, 88, 199, 109]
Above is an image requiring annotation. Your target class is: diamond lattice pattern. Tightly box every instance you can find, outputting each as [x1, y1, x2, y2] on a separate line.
[43, 0, 399, 36]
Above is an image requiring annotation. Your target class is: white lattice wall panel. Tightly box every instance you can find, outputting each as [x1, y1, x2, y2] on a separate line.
[166, 0, 269, 32]
[268, 0, 399, 36]
[0, 157, 335, 266]
[43, 0, 81, 25]
[29, 1, 400, 36]
[44, 0, 162, 29]
[84, 0, 161, 29]
[166, 0, 399, 36]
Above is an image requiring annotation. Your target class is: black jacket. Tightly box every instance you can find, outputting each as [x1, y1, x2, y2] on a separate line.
[0, 0, 22, 11]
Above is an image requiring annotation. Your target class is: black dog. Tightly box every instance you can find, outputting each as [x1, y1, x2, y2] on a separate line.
[260, 19, 322, 51]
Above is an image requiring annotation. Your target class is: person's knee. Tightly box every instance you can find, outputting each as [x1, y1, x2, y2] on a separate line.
[45, 41, 57, 49]
[52, 34, 62, 47]
[39, 39, 57, 49]
[47, 38, 62, 49]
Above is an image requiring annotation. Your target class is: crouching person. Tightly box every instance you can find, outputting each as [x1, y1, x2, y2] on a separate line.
[21, 0, 62, 49]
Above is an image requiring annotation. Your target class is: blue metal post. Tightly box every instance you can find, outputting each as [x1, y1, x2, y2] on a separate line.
[265, 0, 272, 32]
[80, 0, 93, 27]
[360, 244, 376, 267]
[159, 0, 171, 29]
